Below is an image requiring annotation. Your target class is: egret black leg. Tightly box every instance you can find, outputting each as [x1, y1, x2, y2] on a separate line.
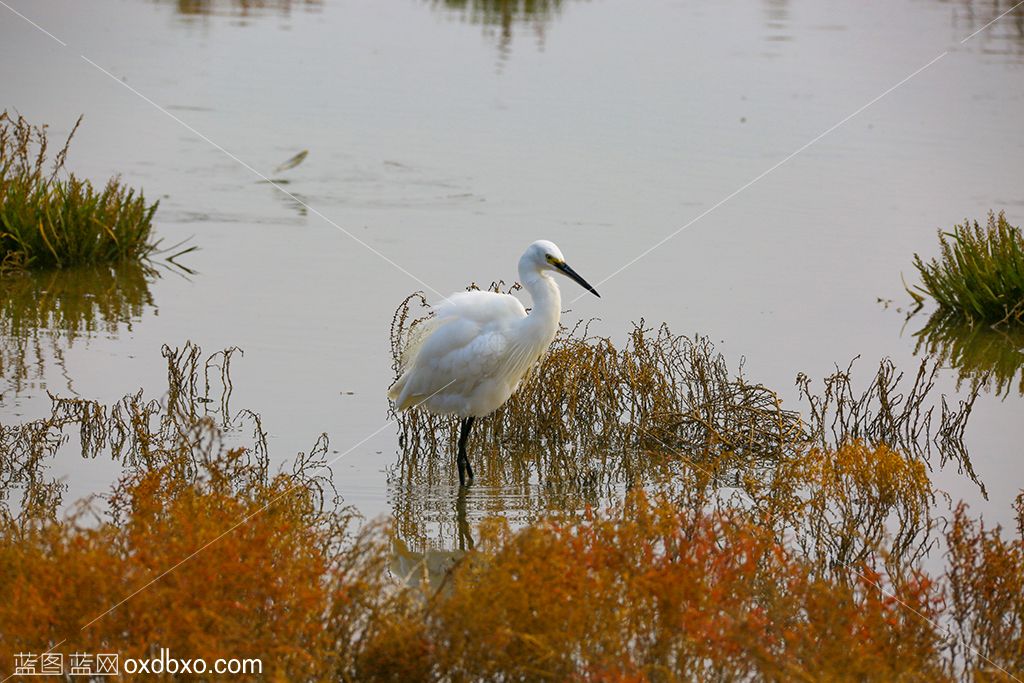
[457, 416, 475, 487]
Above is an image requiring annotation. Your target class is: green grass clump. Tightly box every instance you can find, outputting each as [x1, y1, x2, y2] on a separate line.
[0, 111, 158, 272]
[912, 211, 1024, 324]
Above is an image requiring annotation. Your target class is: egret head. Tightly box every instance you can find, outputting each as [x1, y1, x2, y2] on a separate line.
[523, 240, 600, 298]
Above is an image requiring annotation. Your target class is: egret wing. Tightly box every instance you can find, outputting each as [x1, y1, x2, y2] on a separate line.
[389, 291, 528, 413]
[432, 290, 527, 325]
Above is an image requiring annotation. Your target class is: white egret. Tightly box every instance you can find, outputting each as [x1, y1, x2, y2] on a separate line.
[388, 240, 600, 486]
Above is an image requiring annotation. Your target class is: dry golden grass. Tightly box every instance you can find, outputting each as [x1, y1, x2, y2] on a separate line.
[7, 456, 1020, 680]
[0, 327, 1019, 680]
[391, 289, 979, 475]
[409, 491, 952, 682]
[946, 500, 1024, 679]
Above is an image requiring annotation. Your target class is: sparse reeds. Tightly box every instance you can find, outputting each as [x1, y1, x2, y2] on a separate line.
[796, 355, 984, 496]
[0, 111, 158, 272]
[390, 289, 980, 498]
[0, 341, 249, 532]
[391, 290, 806, 478]
[911, 211, 1024, 325]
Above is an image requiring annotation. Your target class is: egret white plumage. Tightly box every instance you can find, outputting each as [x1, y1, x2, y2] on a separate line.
[388, 240, 600, 486]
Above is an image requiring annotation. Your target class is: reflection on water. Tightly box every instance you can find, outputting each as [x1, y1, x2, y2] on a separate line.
[160, 0, 322, 19]
[946, 0, 1024, 54]
[391, 535, 465, 592]
[0, 263, 156, 396]
[153, 0, 1024, 59]
[913, 313, 1024, 397]
[389, 486, 472, 590]
[1, 342, 254, 528]
[388, 424, 948, 573]
[387, 439, 622, 554]
[761, 0, 792, 53]
[431, 0, 566, 54]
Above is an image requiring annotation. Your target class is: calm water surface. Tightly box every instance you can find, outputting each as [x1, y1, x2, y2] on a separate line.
[1, 0, 1023, 547]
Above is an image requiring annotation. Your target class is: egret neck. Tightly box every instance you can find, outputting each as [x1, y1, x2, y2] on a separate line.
[518, 249, 562, 355]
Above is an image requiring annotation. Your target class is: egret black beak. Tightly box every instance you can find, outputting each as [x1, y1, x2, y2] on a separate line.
[554, 261, 600, 298]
